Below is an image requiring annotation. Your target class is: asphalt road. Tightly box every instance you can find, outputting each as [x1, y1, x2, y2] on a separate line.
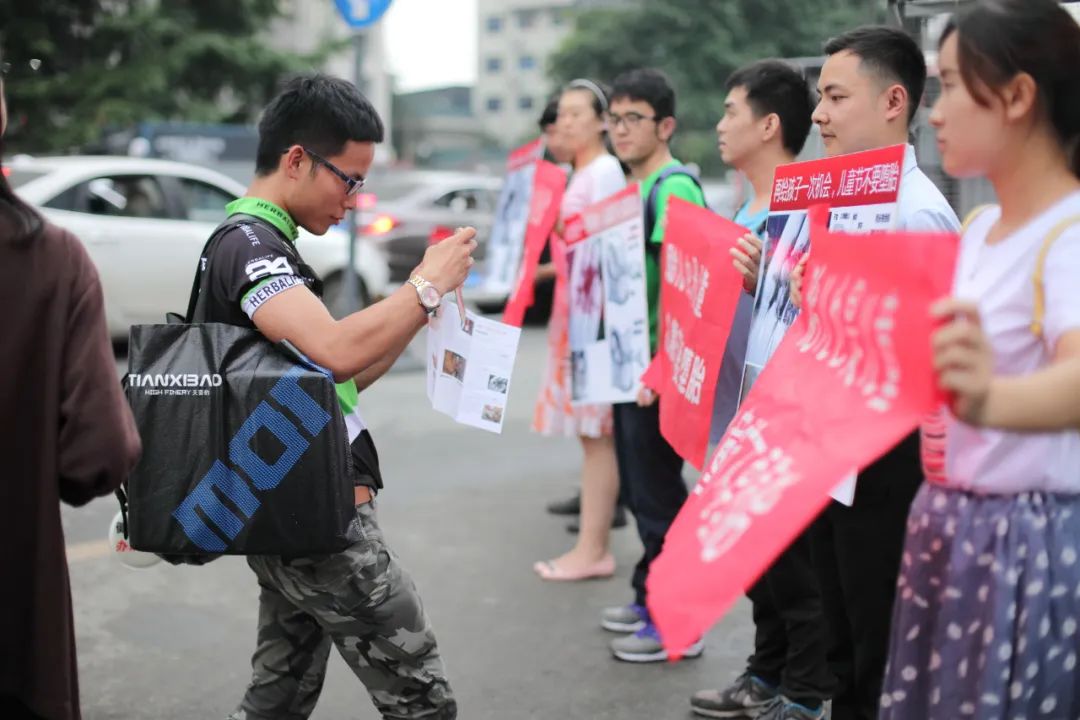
[63, 326, 754, 719]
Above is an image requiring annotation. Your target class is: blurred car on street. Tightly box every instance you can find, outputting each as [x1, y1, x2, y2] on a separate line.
[356, 170, 505, 306]
[10, 155, 390, 339]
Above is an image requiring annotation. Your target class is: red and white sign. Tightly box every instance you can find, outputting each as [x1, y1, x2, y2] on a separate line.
[641, 198, 748, 469]
[564, 185, 650, 406]
[647, 208, 959, 657]
[769, 144, 905, 213]
[502, 158, 567, 326]
[742, 145, 908, 402]
[483, 138, 567, 327]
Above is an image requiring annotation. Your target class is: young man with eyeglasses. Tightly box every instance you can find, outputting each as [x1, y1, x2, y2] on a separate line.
[600, 68, 709, 663]
[204, 74, 473, 720]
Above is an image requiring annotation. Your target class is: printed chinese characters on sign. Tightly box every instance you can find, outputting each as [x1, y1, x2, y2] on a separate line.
[647, 213, 959, 657]
[742, 144, 907, 402]
[640, 198, 748, 468]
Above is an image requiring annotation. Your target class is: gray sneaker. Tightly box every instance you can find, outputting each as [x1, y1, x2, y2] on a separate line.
[610, 622, 704, 663]
[600, 602, 648, 633]
[757, 696, 825, 720]
[690, 672, 780, 718]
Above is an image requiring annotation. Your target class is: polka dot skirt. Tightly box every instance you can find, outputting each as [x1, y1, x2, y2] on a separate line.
[880, 484, 1080, 719]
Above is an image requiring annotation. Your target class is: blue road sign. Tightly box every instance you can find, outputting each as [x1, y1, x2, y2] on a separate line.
[334, 0, 393, 28]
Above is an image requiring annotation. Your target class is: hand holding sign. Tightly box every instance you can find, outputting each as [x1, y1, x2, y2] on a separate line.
[789, 253, 809, 310]
[931, 298, 994, 425]
[647, 209, 959, 657]
[730, 232, 764, 294]
[642, 198, 748, 469]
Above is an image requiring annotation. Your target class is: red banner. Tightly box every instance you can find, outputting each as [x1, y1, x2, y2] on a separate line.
[507, 137, 544, 171]
[502, 158, 567, 326]
[640, 198, 748, 469]
[768, 144, 906, 213]
[647, 207, 959, 657]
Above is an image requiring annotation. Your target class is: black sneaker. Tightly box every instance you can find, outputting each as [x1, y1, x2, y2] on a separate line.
[565, 505, 627, 533]
[690, 673, 779, 718]
[546, 492, 580, 515]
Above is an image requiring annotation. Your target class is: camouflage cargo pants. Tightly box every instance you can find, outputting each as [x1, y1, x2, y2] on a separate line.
[229, 502, 455, 719]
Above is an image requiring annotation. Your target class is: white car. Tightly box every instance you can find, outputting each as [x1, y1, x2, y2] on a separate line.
[10, 156, 390, 339]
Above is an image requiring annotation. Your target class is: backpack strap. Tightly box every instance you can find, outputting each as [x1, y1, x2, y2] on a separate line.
[182, 213, 317, 324]
[182, 218, 251, 323]
[1031, 214, 1080, 340]
[643, 164, 704, 251]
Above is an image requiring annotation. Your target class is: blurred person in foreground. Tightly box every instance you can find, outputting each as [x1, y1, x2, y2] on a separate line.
[0, 51, 142, 720]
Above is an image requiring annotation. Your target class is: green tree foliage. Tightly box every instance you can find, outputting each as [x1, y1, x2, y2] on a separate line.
[549, 0, 887, 174]
[0, 0, 337, 153]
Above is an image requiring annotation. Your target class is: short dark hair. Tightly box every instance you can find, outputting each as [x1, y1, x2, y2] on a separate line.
[610, 68, 676, 120]
[255, 74, 385, 176]
[824, 26, 927, 124]
[725, 60, 814, 156]
[943, 0, 1080, 178]
[538, 97, 559, 130]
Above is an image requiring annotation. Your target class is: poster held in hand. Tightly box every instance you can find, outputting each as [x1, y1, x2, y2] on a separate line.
[564, 185, 651, 406]
[741, 144, 907, 503]
[640, 198, 748, 469]
[479, 138, 567, 327]
[647, 211, 959, 657]
[742, 144, 907, 399]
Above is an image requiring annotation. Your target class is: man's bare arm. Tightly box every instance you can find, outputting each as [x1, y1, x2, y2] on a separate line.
[252, 228, 476, 382]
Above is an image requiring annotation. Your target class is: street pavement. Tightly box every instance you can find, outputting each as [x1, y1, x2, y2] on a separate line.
[65, 326, 753, 719]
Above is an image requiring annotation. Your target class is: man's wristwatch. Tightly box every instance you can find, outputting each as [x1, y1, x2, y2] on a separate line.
[408, 274, 441, 314]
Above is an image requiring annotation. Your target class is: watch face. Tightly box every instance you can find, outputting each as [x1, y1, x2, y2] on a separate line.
[420, 285, 441, 309]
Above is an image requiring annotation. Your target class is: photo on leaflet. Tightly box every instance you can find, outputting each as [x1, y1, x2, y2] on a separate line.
[442, 350, 467, 382]
[487, 374, 509, 394]
[481, 404, 504, 423]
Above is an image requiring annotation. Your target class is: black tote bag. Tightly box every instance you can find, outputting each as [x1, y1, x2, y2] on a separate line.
[123, 218, 358, 556]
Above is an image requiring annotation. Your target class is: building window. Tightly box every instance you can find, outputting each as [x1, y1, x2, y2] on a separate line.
[486, 15, 503, 32]
[518, 55, 536, 71]
[486, 97, 503, 113]
[551, 9, 568, 26]
[519, 96, 535, 111]
[486, 57, 503, 73]
[516, 9, 537, 29]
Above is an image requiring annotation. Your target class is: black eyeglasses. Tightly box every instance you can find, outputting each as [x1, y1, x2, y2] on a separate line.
[303, 148, 366, 197]
[606, 111, 658, 130]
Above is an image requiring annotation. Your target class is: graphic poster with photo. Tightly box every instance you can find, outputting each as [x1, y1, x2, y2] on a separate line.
[741, 144, 907, 402]
[426, 300, 522, 434]
[564, 185, 650, 406]
[482, 138, 555, 303]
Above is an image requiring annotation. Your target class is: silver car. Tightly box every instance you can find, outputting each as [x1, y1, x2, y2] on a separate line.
[356, 170, 504, 303]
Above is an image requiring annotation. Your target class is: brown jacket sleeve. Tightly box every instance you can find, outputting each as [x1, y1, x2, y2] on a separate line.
[57, 238, 141, 506]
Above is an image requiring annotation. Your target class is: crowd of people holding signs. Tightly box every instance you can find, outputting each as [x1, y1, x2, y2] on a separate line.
[495, 1, 1080, 718]
[7, 0, 1080, 719]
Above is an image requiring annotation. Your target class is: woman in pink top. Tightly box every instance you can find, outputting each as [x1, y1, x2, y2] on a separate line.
[880, 2, 1080, 717]
[533, 79, 627, 581]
